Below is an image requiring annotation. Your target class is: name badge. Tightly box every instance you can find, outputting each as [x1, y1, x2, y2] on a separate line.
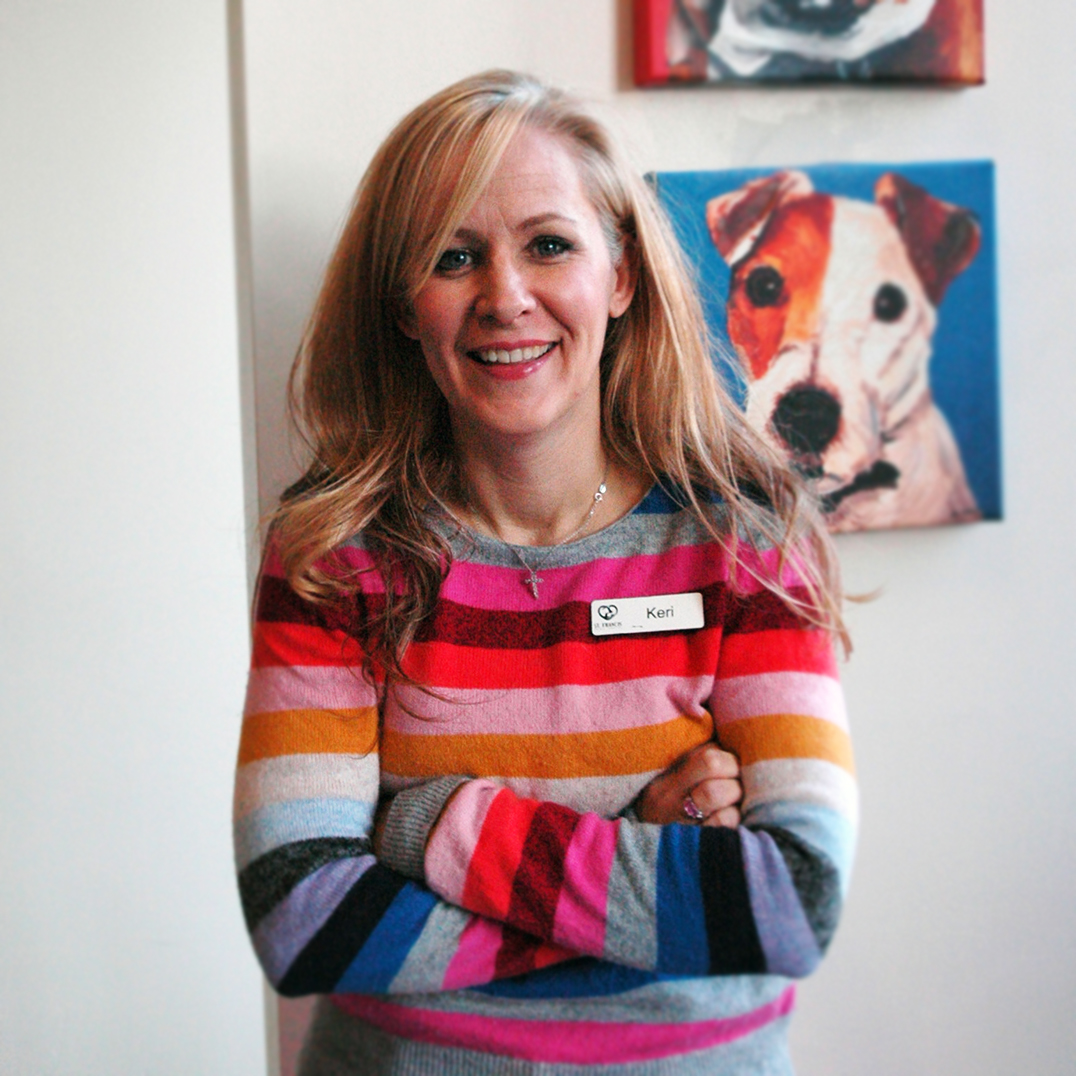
[590, 592, 704, 636]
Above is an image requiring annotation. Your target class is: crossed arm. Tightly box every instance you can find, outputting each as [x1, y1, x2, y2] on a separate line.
[234, 555, 856, 997]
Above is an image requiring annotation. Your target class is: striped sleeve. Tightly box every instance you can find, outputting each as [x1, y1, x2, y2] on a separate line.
[233, 550, 581, 997]
[406, 580, 856, 979]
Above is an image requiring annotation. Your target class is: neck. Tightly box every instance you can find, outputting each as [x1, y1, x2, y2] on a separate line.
[454, 425, 610, 547]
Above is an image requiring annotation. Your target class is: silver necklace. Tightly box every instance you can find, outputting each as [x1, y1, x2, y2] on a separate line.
[460, 467, 609, 599]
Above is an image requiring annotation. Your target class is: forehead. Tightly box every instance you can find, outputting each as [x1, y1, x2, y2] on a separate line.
[455, 126, 598, 229]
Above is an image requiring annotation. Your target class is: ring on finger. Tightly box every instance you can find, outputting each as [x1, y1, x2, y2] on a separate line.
[682, 793, 705, 822]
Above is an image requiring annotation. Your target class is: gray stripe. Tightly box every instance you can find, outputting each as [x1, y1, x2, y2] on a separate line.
[429, 503, 723, 570]
[378, 775, 470, 881]
[373, 973, 787, 1026]
[603, 820, 662, 969]
[332, 495, 723, 566]
[387, 900, 472, 993]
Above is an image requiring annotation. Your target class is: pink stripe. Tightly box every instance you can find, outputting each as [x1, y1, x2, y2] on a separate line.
[244, 665, 377, 715]
[552, 813, 616, 953]
[424, 780, 500, 906]
[440, 544, 733, 612]
[441, 916, 504, 991]
[386, 675, 714, 737]
[333, 985, 796, 1063]
[712, 671, 847, 731]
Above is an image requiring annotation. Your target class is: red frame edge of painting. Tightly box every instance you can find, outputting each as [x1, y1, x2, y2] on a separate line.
[634, 0, 984, 87]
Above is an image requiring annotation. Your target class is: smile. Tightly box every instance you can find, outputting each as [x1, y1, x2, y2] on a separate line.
[469, 342, 556, 365]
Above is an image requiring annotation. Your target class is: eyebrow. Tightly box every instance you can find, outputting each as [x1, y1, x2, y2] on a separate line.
[450, 212, 580, 243]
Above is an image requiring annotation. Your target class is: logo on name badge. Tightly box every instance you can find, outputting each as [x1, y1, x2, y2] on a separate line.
[589, 592, 704, 636]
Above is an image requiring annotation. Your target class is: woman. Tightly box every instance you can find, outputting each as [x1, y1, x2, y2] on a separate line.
[234, 70, 856, 1075]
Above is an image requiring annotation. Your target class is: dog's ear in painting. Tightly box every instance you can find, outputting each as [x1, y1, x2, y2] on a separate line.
[706, 170, 814, 265]
[875, 172, 981, 305]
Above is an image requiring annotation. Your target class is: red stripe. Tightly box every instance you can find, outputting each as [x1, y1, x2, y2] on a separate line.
[504, 802, 579, 939]
[461, 790, 539, 921]
[402, 631, 722, 688]
[493, 924, 544, 980]
[251, 622, 366, 670]
[717, 628, 837, 679]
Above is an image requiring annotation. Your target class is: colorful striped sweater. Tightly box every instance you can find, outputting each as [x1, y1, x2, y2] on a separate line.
[234, 486, 857, 1074]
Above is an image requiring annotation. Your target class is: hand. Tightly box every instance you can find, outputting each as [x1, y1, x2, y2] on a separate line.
[633, 742, 742, 827]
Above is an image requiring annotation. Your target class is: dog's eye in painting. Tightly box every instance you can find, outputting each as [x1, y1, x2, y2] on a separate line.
[744, 265, 785, 307]
[873, 283, 907, 322]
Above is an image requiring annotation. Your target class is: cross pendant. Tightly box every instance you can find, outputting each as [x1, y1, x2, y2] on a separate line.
[524, 569, 542, 599]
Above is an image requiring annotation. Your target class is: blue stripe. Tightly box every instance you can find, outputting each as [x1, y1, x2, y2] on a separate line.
[336, 882, 438, 993]
[476, 958, 664, 998]
[655, 825, 708, 975]
[234, 799, 375, 869]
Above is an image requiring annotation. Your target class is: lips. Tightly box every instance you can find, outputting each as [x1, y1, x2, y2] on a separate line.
[468, 342, 556, 365]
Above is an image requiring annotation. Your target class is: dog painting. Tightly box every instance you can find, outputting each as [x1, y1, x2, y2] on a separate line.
[634, 0, 984, 85]
[651, 161, 1001, 532]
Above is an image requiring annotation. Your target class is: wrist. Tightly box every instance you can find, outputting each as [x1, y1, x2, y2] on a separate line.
[378, 775, 470, 881]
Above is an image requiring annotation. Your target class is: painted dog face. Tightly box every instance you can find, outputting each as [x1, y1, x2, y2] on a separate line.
[707, 170, 980, 508]
[708, 0, 938, 73]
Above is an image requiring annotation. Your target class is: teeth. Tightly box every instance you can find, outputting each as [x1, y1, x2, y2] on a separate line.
[473, 343, 554, 364]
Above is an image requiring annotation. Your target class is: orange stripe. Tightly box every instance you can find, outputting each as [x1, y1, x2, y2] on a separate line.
[462, 790, 538, 921]
[381, 714, 711, 780]
[716, 713, 854, 775]
[237, 707, 379, 764]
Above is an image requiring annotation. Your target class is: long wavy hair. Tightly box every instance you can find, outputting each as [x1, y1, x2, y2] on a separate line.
[273, 69, 847, 687]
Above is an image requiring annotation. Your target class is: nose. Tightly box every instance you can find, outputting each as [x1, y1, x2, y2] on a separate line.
[474, 254, 534, 323]
[771, 386, 841, 457]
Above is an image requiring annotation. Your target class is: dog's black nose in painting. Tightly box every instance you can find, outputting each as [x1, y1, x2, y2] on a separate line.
[772, 386, 841, 457]
[765, 0, 872, 35]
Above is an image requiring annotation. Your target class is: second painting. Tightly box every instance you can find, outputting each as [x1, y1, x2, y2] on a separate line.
[651, 160, 1001, 533]
[634, 0, 984, 85]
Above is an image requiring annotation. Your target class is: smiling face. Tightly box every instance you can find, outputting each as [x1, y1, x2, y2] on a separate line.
[399, 126, 635, 452]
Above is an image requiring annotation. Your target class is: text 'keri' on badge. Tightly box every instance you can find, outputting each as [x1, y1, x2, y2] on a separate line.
[590, 592, 704, 636]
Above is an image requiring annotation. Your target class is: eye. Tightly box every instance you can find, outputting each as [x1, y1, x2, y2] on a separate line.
[434, 248, 473, 274]
[744, 265, 784, 308]
[874, 283, 907, 322]
[532, 235, 571, 258]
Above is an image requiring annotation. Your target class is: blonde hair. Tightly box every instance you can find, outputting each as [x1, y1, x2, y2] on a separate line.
[275, 70, 846, 684]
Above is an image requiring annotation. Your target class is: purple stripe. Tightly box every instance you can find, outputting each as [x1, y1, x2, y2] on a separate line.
[740, 829, 820, 977]
[252, 855, 375, 984]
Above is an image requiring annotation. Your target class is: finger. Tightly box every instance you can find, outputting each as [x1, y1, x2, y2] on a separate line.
[686, 776, 742, 816]
[676, 743, 740, 787]
[702, 805, 741, 828]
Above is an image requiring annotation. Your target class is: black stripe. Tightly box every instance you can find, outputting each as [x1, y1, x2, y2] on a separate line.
[698, 827, 767, 974]
[758, 826, 842, 951]
[276, 863, 407, 997]
[238, 837, 371, 931]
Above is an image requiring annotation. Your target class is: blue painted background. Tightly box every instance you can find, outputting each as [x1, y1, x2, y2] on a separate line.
[650, 161, 1002, 520]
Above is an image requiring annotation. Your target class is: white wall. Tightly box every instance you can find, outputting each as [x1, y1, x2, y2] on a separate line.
[240, 2, 1076, 1074]
[0, 4, 265, 1073]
